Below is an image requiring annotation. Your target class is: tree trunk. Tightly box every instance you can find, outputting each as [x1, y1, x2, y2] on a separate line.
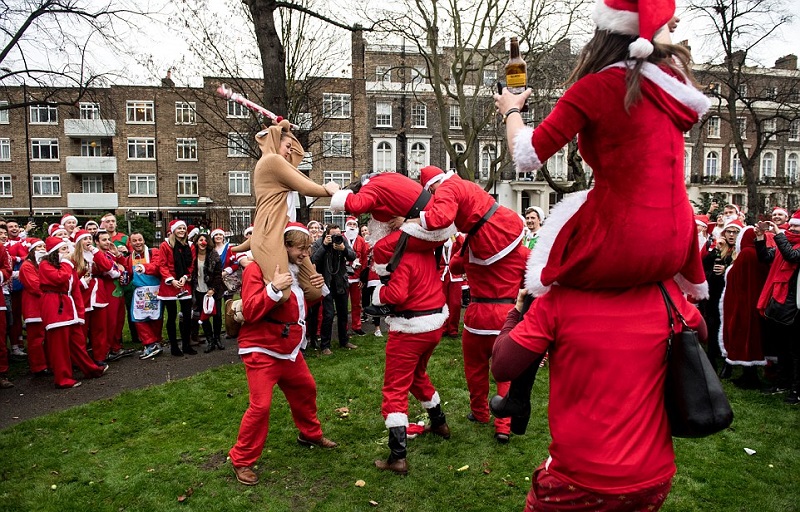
[245, 0, 288, 117]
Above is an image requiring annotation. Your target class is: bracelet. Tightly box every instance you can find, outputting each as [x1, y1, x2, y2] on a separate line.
[270, 283, 280, 294]
[502, 108, 521, 124]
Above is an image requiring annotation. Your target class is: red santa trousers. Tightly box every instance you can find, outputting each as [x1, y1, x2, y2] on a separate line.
[462, 330, 511, 433]
[0, 310, 8, 374]
[25, 322, 47, 373]
[229, 351, 324, 468]
[109, 295, 125, 351]
[135, 319, 163, 346]
[46, 324, 103, 388]
[381, 332, 441, 425]
[88, 307, 110, 362]
[525, 462, 672, 512]
[10, 291, 23, 346]
[348, 282, 363, 331]
[442, 276, 462, 336]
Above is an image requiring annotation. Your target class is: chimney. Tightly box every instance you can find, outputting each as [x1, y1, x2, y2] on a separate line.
[161, 69, 174, 88]
[774, 54, 797, 70]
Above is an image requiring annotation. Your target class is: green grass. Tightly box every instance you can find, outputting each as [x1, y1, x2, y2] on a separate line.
[0, 335, 797, 512]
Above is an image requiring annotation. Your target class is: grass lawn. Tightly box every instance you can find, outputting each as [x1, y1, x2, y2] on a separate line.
[0, 333, 797, 512]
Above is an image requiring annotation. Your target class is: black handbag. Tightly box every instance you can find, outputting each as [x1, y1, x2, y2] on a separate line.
[658, 283, 734, 438]
[764, 297, 799, 326]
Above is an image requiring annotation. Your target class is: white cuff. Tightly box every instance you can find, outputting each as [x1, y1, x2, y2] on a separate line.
[329, 189, 352, 212]
[266, 282, 283, 302]
[372, 283, 385, 306]
[513, 126, 542, 174]
[224, 267, 234, 275]
[165, 277, 175, 284]
[419, 211, 428, 230]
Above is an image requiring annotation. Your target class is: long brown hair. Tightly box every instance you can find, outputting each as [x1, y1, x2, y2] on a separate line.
[567, 29, 697, 111]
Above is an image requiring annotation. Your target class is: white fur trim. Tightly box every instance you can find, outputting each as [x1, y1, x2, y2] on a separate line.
[525, 190, 589, 297]
[513, 126, 542, 174]
[210, 228, 225, 239]
[789, 218, 800, 227]
[386, 305, 448, 334]
[329, 189, 352, 212]
[424, 171, 454, 191]
[673, 273, 709, 301]
[629, 38, 654, 59]
[372, 284, 385, 306]
[468, 229, 525, 266]
[464, 325, 501, 336]
[373, 263, 389, 277]
[170, 220, 187, 233]
[367, 218, 392, 246]
[734, 226, 752, 255]
[385, 412, 409, 428]
[420, 391, 441, 409]
[593, 0, 639, 36]
[399, 222, 457, 243]
[716, 267, 765, 366]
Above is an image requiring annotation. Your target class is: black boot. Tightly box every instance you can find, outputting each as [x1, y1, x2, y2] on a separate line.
[423, 404, 451, 439]
[375, 426, 408, 474]
[182, 342, 197, 355]
[170, 340, 183, 357]
[718, 363, 733, 380]
[489, 354, 543, 435]
[215, 338, 225, 350]
[204, 340, 215, 353]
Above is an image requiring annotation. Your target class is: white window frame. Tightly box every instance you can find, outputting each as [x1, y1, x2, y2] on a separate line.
[126, 101, 154, 124]
[704, 149, 720, 177]
[176, 138, 198, 161]
[482, 69, 498, 87]
[175, 101, 197, 125]
[229, 208, 253, 235]
[296, 112, 312, 131]
[684, 146, 692, 183]
[373, 138, 396, 172]
[81, 175, 103, 194]
[32, 175, 61, 197]
[177, 174, 199, 197]
[323, 132, 352, 157]
[228, 171, 251, 195]
[323, 170, 352, 189]
[128, 174, 157, 197]
[29, 104, 58, 124]
[324, 210, 347, 229]
[707, 116, 721, 138]
[736, 116, 747, 139]
[376, 101, 392, 127]
[81, 140, 101, 157]
[737, 84, 748, 98]
[789, 120, 800, 141]
[127, 137, 156, 160]
[763, 118, 777, 136]
[31, 139, 59, 160]
[730, 149, 743, 180]
[227, 100, 248, 118]
[447, 141, 466, 172]
[79, 102, 100, 120]
[786, 152, 798, 183]
[376, 66, 391, 83]
[0, 138, 10, 161]
[480, 143, 497, 181]
[449, 105, 461, 130]
[411, 66, 426, 85]
[322, 93, 352, 119]
[0, 175, 11, 197]
[407, 140, 429, 180]
[227, 132, 249, 158]
[411, 103, 427, 128]
[0, 101, 8, 124]
[760, 151, 775, 179]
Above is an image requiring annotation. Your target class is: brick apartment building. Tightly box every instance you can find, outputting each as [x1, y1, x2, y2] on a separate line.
[1, 30, 798, 241]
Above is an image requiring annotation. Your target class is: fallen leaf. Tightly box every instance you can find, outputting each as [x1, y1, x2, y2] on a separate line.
[483, 469, 491, 474]
[177, 495, 187, 502]
[336, 407, 350, 413]
[355, 479, 366, 487]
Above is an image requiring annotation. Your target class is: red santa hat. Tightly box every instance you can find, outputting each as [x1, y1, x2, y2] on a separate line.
[83, 220, 99, 230]
[789, 210, 800, 227]
[284, 222, 310, 235]
[209, 228, 225, 239]
[723, 218, 744, 232]
[45, 236, 68, 255]
[345, 216, 358, 226]
[592, 0, 676, 59]
[60, 213, 78, 226]
[25, 238, 45, 253]
[694, 214, 710, 228]
[169, 219, 187, 233]
[724, 203, 741, 216]
[48, 223, 65, 237]
[199, 295, 217, 323]
[243, 225, 254, 237]
[73, 229, 92, 245]
[772, 206, 789, 218]
[420, 165, 446, 191]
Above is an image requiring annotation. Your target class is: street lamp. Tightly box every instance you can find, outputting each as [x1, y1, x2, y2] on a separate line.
[1, 68, 34, 218]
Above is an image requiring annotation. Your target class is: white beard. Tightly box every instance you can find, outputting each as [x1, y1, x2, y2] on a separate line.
[345, 226, 359, 241]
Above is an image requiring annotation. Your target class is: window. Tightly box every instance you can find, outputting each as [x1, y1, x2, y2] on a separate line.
[376, 101, 392, 127]
[707, 116, 720, 138]
[127, 137, 156, 160]
[0, 101, 8, 123]
[737, 84, 747, 98]
[684, 148, 692, 183]
[175, 102, 196, 124]
[176, 138, 198, 160]
[736, 116, 747, 139]
[411, 66, 426, 85]
[229, 171, 251, 195]
[227, 133, 249, 157]
[323, 171, 352, 189]
[787, 153, 798, 183]
[177, 174, 199, 196]
[761, 151, 775, 178]
[32, 175, 60, 196]
[376, 66, 391, 83]
[549, 149, 567, 180]
[31, 139, 59, 160]
[707, 82, 720, 94]
[0, 138, 9, 161]
[448, 142, 466, 171]
[374, 140, 394, 172]
[766, 86, 778, 100]
[483, 69, 497, 87]
[322, 132, 352, 157]
[407, 141, 428, 180]
[731, 150, 743, 180]
[296, 112, 312, 130]
[81, 140, 101, 157]
[411, 103, 427, 128]
[30, 104, 58, 124]
[227, 99, 248, 118]
[480, 144, 497, 181]
[324, 210, 347, 229]
[129, 174, 157, 197]
[704, 150, 719, 177]
[81, 175, 103, 194]
[79, 103, 100, 120]
[789, 120, 800, 141]
[230, 209, 252, 235]
[0, 175, 11, 197]
[763, 118, 777, 136]
[449, 105, 461, 129]
[323, 93, 351, 118]
[126, 101, 154, 123]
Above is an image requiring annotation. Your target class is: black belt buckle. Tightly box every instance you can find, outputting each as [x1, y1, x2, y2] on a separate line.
[281, 324, 290, 338]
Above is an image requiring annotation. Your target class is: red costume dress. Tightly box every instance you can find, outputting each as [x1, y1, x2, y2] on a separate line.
[19, 258, 48, 373]
[229, 261, 327, 468]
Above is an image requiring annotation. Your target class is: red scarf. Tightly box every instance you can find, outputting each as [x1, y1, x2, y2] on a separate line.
[757, 231, 800, 311]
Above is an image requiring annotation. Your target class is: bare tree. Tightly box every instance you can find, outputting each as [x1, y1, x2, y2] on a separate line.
[688, 0, 799, 218]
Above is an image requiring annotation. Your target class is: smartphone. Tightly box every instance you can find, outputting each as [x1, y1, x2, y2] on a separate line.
[757, 221, 770, 231]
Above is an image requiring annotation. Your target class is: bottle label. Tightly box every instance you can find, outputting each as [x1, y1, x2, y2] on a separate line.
[507, 73, 526, 88]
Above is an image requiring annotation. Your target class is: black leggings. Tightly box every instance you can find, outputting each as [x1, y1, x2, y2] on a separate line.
[164, 298, 192, 347]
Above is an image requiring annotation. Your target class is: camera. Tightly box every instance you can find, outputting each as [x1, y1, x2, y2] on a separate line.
[331, 234, 344, 245]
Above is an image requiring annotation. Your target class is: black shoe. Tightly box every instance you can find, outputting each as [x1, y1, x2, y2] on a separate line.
[215, 338, 225, 350]
[364, 304, 394, 317]
[183, 346, 198, 355]
[352, 329, 367, 336]
[490, 395, 531, 436]
[204, 342, 215, 354]
[718, 363, 733, 380]
[466, 412, 488, 424]
[784, 391, 800, 405]
[494, 432, 510, 444]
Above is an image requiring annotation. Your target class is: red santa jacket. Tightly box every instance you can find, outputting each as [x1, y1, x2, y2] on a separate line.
[0, 245, 11, 310]
[238, 261, 319, 360]
[126, 246, 160, 275]
[19, 259, 42, 323]
[345, 234, 369, 284]
[91, 248, 124, 308]
[440, 235, 466, 283]
[156, 240, 194, 300]
[39, 259, 84, 329]
[373, 249, 447, 335]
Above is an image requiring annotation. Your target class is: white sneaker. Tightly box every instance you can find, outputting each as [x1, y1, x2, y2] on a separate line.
[11, 345, 27, 358]
[374, 328, 383, 338]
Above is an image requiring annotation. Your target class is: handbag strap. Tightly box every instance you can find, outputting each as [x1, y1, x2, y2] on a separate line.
[657, 282, 691, 330]
[657, 283, 675, 361]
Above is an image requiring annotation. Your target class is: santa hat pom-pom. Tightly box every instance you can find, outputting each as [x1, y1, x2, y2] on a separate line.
[629, 37, 654, 59]
[276, 116, 284, 124]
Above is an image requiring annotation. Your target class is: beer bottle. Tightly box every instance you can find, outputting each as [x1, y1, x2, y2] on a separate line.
[505, 37, 527, 94]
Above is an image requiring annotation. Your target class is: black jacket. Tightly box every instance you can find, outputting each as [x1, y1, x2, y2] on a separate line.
[311, 236, 356, 296]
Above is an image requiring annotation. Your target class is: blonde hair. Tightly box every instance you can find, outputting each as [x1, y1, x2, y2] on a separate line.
[72, 245, 90, 276]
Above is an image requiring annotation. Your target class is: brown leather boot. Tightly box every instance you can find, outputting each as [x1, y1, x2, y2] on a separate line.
[375, 457, 408, 475]
[374, 426, 408, 475]
[423, 404, 451, 439]
[297, 435, 338, 449]
[233, 465, 259, 486]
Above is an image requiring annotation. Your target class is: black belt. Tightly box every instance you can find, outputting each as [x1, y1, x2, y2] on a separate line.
[392, 307, 443, 319]
[460, 202, 500, 256]
[471, 297, 515, 304]
[405, 188, 431, 220]
[44, 291, 69, 314]
[263, 317, 303, 338]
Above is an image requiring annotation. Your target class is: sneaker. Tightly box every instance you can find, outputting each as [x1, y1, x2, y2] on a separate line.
[321, 348, 333, 356]
[105, 350, 123, 362]
[119, 348, 136, 358]
[140, 343, 162, 360]
[0, 376, 13, 389]
[11, 345, 27, 358]
[761, 385, 788, 396]
[374, 328, 383, 338]
[784, 391, 800, 406]
[342, 342, 358, 350]
[352, 329, 366, 336]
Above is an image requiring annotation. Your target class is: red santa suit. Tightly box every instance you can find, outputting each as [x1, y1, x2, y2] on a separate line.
[127, 245, 163, 347]
[229, 253, 328, 468]
[440, 235, 466, 337]
[39, 238, 104, 388]
[0, 244, 11, 376]
[512, 62, 710, 300]
[156, 239, 194, 300]
[18, 239, 48, 373]
[90, 247, 122, 362]
[344, 218, 369, 332]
